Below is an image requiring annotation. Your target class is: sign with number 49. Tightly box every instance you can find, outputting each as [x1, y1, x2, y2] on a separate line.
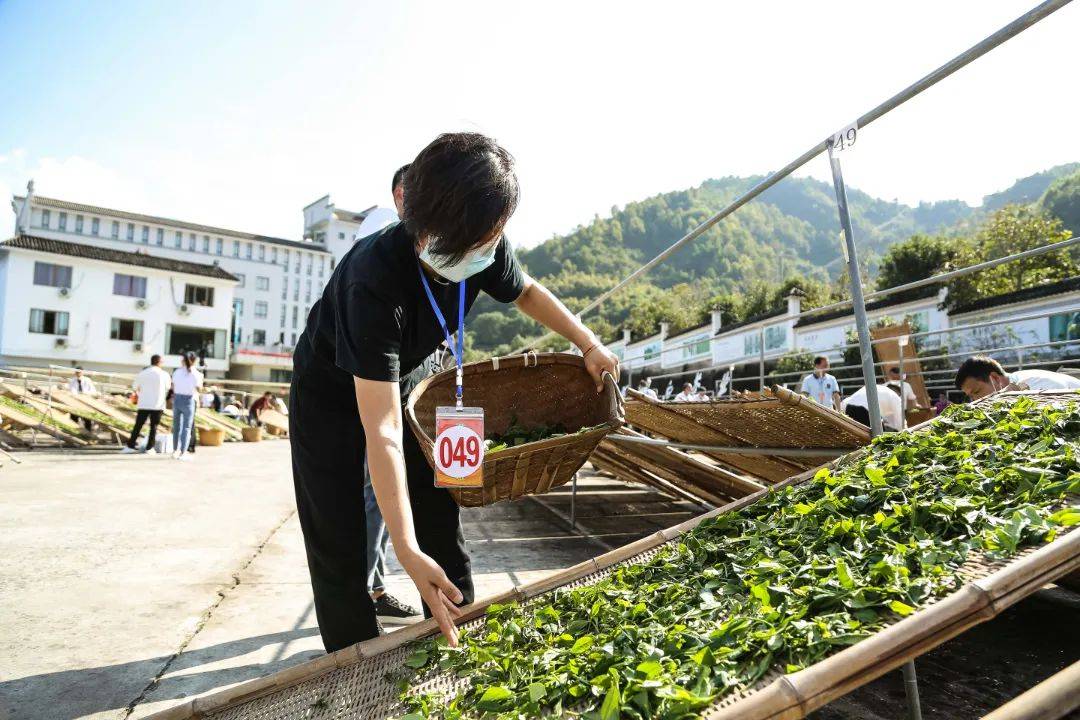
[433, 406, 485, 488]
[829, 121, 858, 154]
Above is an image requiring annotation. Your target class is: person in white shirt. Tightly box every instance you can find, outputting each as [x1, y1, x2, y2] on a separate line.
[122, 354, 172, 454]
[842, 384, 903, 431]
[170, 352, 204, 461]
[68, 367, 96, 395]
[636, 378, 659, 399]
[800, 356, 841, 411]
[955, 355, 1080, 401]
[354, 164, 409, 243]
[885, 366, 923, 409]
[674, 382, 698, 402]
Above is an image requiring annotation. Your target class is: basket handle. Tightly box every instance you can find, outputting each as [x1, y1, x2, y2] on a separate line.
[603, 370, 624, 420]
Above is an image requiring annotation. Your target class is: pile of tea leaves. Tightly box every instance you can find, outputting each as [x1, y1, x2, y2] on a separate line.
[397, 396, 1080, 719]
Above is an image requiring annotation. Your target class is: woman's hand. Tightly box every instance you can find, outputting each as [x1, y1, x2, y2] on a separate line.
[398, 545, 465, 646]
[583, 343, 620, 393]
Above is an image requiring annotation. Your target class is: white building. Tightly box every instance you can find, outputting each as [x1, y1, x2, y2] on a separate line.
[302, 195, 377, 267]
[10, 182, 339, 381]
[0, 235, 237, 375]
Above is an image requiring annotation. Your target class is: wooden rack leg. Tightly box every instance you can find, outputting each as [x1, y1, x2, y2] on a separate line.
[902, 660, 923, 720]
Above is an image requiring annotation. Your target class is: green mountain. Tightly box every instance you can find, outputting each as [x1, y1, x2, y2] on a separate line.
[467, 164, 1077, 357]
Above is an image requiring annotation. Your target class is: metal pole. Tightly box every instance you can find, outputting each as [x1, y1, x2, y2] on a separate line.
[828, 145, 922, 720]
[829, 149, 883, 437]
[569, 470, 578, 531]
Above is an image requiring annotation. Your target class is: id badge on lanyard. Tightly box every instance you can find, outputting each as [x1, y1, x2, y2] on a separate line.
[417, 260, 484, 488]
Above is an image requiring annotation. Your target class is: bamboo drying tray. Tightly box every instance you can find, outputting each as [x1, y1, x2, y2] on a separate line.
[623, 386, 870, 483]
[406, 352, 623, 507]
[146, 390, 1080, 720]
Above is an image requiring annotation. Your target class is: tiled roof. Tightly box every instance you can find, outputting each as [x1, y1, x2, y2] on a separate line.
[714, 308, 787, 336]
[793, 285, 940, 328]
[17, 195, 330, 254]
[950, 276, 1080, 314]
[1, 235, 239, 281]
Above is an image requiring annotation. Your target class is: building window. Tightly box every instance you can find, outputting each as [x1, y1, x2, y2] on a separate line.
[256, 276, 270, 291]
[188, 233, 196, 251]
[126, 223, 135, 241]
[235, 299, 244, 316]
[330, 257, 336, 270]
[58, 212, 68, 231]
[292, 284, 299, 301]
[91, 217, 100, 236]
[139, 226, 148, 244]
[258, 244, 265, 261]
[156, 228, 164, 245]
[165, 325, 226, 360]
[40, 210, 51, 228]
[174, 230, 182, 248]
[280, 304, 286, 327]
[272, 248, 278, 264]
[282, 278, 288, 299]
[33, 262, 73, 288]
[255, 301, 268, 318]
[110, 318, 144, 342]
[245, 242, 252, 259]
[306, 258, 312, 276]
[29, 308, 69, 335]
[184, 284, 215, 307]
[236, 273, 245, 288]
[252, 329, 266, 346]
[215, 238, 223, 255]
[292, 306, 298, 328]
[75, 215, 84, 234]
[202, 235, 210, 253]
[291, 332, 297, 345]
[232, 240, 240, 257]
[304, 279, 311, 302]
[337, 232, 345, 240]
[113, 273, 147, 298]
[112, 221, 120, 239]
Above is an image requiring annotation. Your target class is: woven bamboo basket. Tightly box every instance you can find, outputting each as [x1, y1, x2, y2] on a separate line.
[240, 426, 262, 443]
[405, 352, 623, 507]
[198, 428, 224, 446]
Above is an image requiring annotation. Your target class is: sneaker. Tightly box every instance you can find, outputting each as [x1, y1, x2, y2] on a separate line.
[120, 446, 138, 454]
[172, 450, 182, 459]
[177, 452, 192, 462]
[374, 593, 421, 618]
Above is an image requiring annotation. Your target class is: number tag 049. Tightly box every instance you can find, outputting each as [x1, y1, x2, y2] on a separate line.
[433, 406, 484, 488]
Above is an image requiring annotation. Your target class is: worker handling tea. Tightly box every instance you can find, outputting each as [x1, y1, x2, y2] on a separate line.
[290, 132, 620, 652]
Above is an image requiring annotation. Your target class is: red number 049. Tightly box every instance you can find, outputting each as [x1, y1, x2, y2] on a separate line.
[438, 434, 480, 469]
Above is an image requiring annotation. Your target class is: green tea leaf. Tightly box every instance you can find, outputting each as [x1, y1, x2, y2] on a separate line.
[889, 600, 915, 616]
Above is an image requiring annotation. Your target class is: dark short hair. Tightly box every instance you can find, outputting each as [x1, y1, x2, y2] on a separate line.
[75, 366, 83, 371]
[885, 384, 902, 398]
[888, 366, 901, 375]
[403, 133, 519, 263]
[813, 355, 828, 366]
[150, 354, 161, 365]
[955, 355, 1006, 390]
[392, 164, 410, 193]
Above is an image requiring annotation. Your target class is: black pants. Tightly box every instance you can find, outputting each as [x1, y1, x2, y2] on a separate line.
[289, 367, 472, 653]
[70, 413, 92, 431]
[127, 409, 163, 450]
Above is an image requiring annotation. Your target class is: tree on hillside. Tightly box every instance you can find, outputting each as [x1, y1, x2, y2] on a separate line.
[876, 234, 968, 295]
[945, 205, 1076, 309]
[1041, 170, 1080, 236]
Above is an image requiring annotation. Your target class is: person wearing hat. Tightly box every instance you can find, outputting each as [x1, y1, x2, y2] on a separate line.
[290, 132, 619, 652]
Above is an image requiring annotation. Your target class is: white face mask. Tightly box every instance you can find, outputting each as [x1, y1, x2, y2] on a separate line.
[419, 240, 499, 282]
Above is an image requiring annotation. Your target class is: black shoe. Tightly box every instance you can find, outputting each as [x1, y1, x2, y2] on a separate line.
[374, 593, 421, 618]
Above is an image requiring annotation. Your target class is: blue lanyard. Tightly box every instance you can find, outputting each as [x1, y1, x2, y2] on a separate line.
[417, 260, 466, 405]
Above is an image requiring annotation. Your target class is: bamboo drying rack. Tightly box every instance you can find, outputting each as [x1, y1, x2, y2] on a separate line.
[144, 390, 1080, 720]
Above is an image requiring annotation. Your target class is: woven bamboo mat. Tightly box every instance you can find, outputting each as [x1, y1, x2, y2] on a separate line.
[147, 391, 1080, 720]
[622, 387, 869, 483]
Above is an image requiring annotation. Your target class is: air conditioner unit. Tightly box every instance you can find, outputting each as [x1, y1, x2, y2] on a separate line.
[133, 342, 144, 352]
[54, 337, 68, 348]
[179, 304, 191, 315]
[135, 299, 148, 310]
[58, 287, 71, 298]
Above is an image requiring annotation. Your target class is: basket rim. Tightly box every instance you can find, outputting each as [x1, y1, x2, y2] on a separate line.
[405, 351, 620, 451]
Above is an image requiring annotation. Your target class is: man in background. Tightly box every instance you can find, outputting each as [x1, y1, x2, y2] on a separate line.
[636, 378, 659, 399]
[248, 391, 274, 427]
[674, 382, 697, 402]
[886, 366, 922, 409]
[843, 383, 903, 431]
[122, 355, 171, 454]
[800, 356, 841, 412]
[955, 356, 1080, 401]
[67, 366, 96, 430]
[353, 164, 408, 242]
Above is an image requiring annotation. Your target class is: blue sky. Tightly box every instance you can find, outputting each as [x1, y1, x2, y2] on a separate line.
[2, 0, 1078, 246]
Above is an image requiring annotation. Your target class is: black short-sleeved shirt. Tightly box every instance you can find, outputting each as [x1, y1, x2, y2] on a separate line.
[294, 222, 525, 403]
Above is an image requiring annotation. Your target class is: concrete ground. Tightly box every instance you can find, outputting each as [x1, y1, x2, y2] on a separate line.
[0, 441, 703, 720]
[2, 442, 1077, 720]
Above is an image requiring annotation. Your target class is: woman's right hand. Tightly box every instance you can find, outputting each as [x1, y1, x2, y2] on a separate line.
[398, 546, 465, 646]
